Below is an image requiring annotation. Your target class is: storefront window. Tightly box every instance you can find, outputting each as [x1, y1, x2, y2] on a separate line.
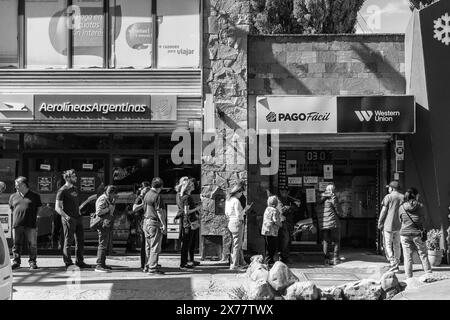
[110, 0, 152, 69]
[159, 154, 200, 194]
[156, 0, 199, 68]
[25, 0, 68, 69]
[0, 0, 18, 68]
[112, 155, 154, 190]
[0, 134, 19, 151]
[72, 0, 104, 68]
[24, 133, 110, 150]
[112, 134, 154, 150]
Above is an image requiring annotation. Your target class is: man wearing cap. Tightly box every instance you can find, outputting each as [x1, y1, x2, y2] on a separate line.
[378, 180, 404, 272]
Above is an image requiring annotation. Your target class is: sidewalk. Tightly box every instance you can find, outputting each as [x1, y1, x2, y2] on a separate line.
[10, 250, 450, 300]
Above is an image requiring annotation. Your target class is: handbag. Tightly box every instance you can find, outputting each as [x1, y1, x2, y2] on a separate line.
[190, 220, 200, 230]
[403, 205, 427, 242]
[89, 212, 103, 230]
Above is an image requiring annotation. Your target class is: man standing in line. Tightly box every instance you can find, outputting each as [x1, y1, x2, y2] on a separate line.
[143, 177, 167, 275]
[277, 186, 299, 264]
[378, 180, 404, 272]
[55, 169, 90, 269]
[10, 177, 42, 270]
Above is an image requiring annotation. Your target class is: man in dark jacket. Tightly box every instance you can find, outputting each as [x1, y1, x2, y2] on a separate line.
[277, 186, 299, 264]
[315, 183, 341, 265]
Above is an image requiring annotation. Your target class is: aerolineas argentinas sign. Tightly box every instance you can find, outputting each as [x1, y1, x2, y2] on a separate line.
[34, 95, 177, 121]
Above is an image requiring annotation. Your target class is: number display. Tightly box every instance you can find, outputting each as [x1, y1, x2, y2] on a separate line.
[305, 151, 331, 162]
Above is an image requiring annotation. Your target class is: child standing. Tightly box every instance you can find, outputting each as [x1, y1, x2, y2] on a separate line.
[261, 196, 282, 265]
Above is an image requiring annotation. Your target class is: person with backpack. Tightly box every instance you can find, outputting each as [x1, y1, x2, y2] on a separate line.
[94, 185, 118, 273]
[399, 187, 432, 278]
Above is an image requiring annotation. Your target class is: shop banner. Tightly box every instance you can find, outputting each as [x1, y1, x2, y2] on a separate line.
[34, 94, 177, 121]
[257, 96, 337, 134]
[337, 96, 415, 133]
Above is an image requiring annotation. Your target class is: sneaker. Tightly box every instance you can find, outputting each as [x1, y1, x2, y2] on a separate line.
[229, 267, 246, 272]
[29, 262, 39, 270]
[65, 262, 74, 269]
[389, 265, 400, 273]
[180, 265, 194, 271]
[76, 262, 91, 269]
[147, 269, 165, 275]
[11, 262, 20, 270]
[104, 265, 112, 270]
[95, 265, 111, 273]
[142, 267, 149, 273]
[331, 258, 340, 265]
[190, 261, 201, 266]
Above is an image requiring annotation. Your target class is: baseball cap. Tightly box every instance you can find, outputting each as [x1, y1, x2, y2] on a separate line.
[386, 180, 400, 189]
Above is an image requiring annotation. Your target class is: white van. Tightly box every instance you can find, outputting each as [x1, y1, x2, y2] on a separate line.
[0, 223, 12, 300]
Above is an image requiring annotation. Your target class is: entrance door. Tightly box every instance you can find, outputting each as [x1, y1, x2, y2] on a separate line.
[277, 149, 381, 249]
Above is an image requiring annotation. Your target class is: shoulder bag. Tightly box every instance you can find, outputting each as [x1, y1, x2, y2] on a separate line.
[403, 205, 427, 242]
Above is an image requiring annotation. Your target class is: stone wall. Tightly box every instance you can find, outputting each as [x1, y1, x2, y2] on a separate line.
[201, 0, 250, 259]
[248, 34, 405, 96]
[247, 34, 406, 254]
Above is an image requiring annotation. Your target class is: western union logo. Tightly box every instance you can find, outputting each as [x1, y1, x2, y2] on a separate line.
[354, 110, 373, 122]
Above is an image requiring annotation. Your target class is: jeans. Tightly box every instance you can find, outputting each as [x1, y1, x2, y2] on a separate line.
[228, 219, 245, 269]
[144, 221, 162, 271]
[140, 232, 147, 269]
[52, 213, 64, 250]
[96, 226, 111, 267]
[264, 236, 278, 265]
[12, 226, 37, 264]
[321, 228, 340, 260]
[278, 222, 291, 262]
[400, 235, 432, 278]
[180, 228, 196, 266]
[62, 216, 85, 265]
[384, 230, 401, 267]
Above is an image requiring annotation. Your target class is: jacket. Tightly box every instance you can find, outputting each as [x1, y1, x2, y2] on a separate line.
[399, 200, 424, 237]
[95, 193, 115, 229]
[261, 206, 282, 237]
[315, 191, 340, 230]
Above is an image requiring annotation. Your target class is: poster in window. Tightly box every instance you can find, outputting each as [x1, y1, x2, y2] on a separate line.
[323, 165, 333, 179]
[0, 205, 11, 239]
[26, 0, 67, 68]
[157, 0, 200, 68]
[306, 188, 316, 203]
[80, 177, 95, 192]
[112, 0, 152, 68]
[286, 160, 297, 175]
[38, 177, 53, 193]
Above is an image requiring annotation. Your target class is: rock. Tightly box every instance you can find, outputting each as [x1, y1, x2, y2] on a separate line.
[320, 286, 345, 300]
[247, 280, 276, 300]
[380, 271, 399, 291]
[343, 279, 383, 300]
[246, 256, 266, 278]
[419, 273, 450, 283]
[250, 266, 269, 282]
[283, 281, 320, 300]
[267, 261, 299, 292]
[250, 255, 264, 263]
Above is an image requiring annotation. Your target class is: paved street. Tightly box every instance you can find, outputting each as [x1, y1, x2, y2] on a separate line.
[10, 250, 450, 300]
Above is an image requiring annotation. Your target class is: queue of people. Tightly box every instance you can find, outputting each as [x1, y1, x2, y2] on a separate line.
[5, 171, 437, 280]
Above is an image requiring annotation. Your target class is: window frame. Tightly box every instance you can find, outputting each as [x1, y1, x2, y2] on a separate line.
[6, 0, 201, 70]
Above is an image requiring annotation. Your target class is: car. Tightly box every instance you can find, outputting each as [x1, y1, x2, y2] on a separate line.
[79, 192, 135, 246]
[0, 223, 13, 300]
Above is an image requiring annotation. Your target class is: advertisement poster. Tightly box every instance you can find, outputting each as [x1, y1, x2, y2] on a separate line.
[304, 176, 319, 185]
[166, 204, 180, 239]
[157, 0, 200, 68]
[288, 177, 302, 186]
[38, 177, 53, 193]
[0, 205, 11, 239]
[323, 165, 333, 180]
[286, 160, 297, 175]
[80, 177, 95, 192]
[306, 188, 316, 203]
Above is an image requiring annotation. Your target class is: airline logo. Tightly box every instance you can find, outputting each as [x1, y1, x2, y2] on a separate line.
[354, 110, 373, 122]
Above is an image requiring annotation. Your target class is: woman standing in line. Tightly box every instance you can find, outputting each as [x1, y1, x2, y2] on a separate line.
[175, 177, 202, 270]
[225, 184, 251, 271]
[399, 187, 432, 278]
[261, 195, 282, 266]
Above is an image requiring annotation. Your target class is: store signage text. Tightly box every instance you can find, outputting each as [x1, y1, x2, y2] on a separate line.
[268, 112, 331, 122]
[354, 110, 401, 122]
[38, 102, 148, 114]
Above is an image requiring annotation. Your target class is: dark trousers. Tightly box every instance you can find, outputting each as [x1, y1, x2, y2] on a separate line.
[12, 226, 37, 264]
[52, 213, 64, 250]
[140, 233, 147, 269]
[180, 228, 196, 267]
[264, 235, 278, 265]
[321, 228, 340, 260]
[62, 216, 85, 265]
[96, 226, 111, 266]
[278, 222, 291, 262]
